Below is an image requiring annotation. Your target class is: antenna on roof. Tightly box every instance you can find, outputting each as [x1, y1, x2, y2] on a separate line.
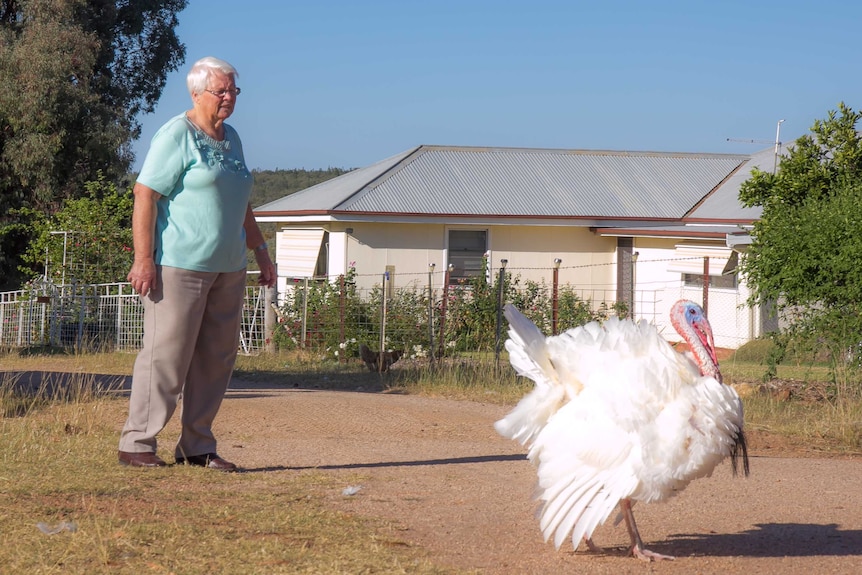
[727, 119, 785, 174]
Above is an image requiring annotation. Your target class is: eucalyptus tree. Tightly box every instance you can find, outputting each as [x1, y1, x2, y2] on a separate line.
[0, 0, 186, 289]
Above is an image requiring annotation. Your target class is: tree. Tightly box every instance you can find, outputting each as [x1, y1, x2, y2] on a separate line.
[0, 0, 186, 289]
[20, 172, 133, 285]
[250, 167, 353, 207]
[739, 103, 862, 368]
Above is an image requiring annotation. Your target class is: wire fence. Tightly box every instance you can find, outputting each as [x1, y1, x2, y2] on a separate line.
[270, 267, 762, 368]
[0, 264, 758, 362]
[0, 278, 270, 355]
[275, 270, 642, 364]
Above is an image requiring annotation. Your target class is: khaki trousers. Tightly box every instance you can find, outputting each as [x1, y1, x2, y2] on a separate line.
[119, 266, 246, 459]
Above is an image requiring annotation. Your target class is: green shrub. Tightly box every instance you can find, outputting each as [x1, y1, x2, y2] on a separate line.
[273, 260, 628, 360]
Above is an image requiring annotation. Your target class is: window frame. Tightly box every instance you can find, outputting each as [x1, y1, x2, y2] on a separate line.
[446, 229, 488, 284]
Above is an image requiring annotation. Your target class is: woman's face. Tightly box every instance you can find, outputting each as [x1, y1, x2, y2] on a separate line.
[193, 71, 238, 122]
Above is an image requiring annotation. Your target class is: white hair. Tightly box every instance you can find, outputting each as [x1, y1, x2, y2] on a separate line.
[186, 56, 239, 96]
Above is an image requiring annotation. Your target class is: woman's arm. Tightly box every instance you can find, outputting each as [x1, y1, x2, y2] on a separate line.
[127, 183, 160, 296]
[244, 203, 276, 287]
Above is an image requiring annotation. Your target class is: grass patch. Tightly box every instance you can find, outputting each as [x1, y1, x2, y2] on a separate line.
[741, 393, 862, 454]
[0, 369, 127, 418]
[0, 396, 446, 574]
[0, 348, 137, 375]
[6, 280, 862, 574]
[233, 351, 531, 402]
[387, 358, 531, 404]
[0, 347, 859, 572]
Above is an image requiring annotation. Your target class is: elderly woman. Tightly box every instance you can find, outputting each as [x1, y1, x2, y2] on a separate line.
[118, 56, 275, 471]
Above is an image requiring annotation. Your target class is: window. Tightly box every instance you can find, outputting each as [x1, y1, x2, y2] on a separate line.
[683, 273, 737, 289]
[448, 230, 487, 283]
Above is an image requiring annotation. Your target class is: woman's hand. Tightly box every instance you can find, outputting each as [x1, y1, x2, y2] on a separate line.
[128, 257, 157, 297]
[255, 249, 276, 287]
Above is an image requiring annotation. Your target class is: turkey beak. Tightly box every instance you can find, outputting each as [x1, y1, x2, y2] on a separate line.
[693, 318, 719, 368]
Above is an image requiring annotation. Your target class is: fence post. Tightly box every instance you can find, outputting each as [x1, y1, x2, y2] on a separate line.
[339, 274, 346, 363]
[27, 294, 36, 346]
[495, 259, 508, 368]
[116, 283, 124, 350]
[16, 295, 26, 347]
[76, 280, 85, 354]
[427, 263, 435, 365]
[702, 256, 710, 315]
[631, 251, 639, 317]
[438, 264, 452, 358]
[552, 258, 561, 334]
[264, 265, 277, 354]
[301, 277, 308, 349]
[39, 292, 47, 344]
[378, 270, 389, 372]
[54, 284, 66, 347]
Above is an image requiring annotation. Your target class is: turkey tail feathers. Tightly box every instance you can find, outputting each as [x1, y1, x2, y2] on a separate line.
[503, 304, 555, 382]
[730, 428, 750, 477]
[494, 305, 567, 447]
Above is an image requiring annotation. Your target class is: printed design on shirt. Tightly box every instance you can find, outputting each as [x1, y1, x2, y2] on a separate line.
[190, 126, 249, 176]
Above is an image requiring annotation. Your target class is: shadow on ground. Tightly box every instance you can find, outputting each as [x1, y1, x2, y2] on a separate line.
[655, 523, 860, 558]
[0, 370, 131, 395]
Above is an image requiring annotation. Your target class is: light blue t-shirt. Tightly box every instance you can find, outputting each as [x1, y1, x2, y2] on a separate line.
[136, 113, 253, 273]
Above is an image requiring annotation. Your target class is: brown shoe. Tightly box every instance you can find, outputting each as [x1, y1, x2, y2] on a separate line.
[118, 450, 167, 468]
[176, 453, 237, 472]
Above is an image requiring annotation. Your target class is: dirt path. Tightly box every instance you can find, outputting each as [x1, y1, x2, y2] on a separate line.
[216, 382, 861, 574]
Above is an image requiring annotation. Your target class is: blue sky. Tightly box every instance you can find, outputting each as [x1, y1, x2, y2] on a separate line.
[133, 0, 862, 171]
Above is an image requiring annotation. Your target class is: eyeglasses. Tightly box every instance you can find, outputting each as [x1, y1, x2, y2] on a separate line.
[204, 87, 241, 99]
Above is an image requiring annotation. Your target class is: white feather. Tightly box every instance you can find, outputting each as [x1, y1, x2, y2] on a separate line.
[496, 303, 746, 551]
[493, 304, 570, 446]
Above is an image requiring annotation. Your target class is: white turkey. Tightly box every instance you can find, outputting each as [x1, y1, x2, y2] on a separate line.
[495, 300, 748, 561]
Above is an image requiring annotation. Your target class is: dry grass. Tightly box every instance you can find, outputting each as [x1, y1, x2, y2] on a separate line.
[742, 393, 862, 454]
[1, 346, 860, 573]
[2, 347, 861, 450]
[0, 371, 447, 574]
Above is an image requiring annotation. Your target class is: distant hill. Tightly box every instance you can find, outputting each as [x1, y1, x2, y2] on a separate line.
[251, 167, 353, 208]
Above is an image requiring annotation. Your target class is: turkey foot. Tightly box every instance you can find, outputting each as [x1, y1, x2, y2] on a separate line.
[620, 499, 675, 562]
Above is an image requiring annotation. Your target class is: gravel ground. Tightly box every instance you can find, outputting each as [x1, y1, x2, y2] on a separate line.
[215, 381, 862, 575]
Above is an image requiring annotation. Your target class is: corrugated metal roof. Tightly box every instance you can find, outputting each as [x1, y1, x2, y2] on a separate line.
[687, 145, 777, 222]
[255, 145, 750, 220]
[255, 147, 416, 212]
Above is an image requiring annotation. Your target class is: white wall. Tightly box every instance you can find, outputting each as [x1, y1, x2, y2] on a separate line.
[632, 237, 757, 349]
[333, 222, 618, 295]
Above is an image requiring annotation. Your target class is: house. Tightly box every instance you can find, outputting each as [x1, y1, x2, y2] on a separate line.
[254, 144, 779, 349]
